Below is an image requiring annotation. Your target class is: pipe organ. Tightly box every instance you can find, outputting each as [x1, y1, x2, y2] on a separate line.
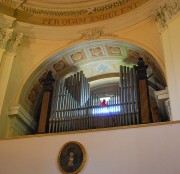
[38, 58, 153, 134]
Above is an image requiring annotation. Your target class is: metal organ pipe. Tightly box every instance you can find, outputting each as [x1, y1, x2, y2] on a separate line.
[49, 65, 141, 133]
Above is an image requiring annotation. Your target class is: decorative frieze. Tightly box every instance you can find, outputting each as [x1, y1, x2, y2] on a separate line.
[5, 32, 23, 53]
[154, 0, 180, 28]
[1, 0, 149, 26]
[17, 0, 135, 17]
[0, 28, 13, 49]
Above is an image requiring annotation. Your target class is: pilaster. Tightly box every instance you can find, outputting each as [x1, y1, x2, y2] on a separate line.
[154, 0, 180, 120]
[0, 31, 23, 116]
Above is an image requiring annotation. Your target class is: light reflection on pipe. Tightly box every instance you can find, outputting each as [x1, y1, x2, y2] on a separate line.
[92, 106, 121, 115]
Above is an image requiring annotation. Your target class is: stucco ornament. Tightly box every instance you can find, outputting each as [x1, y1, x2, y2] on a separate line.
[154, 0, 180, 27]
[79, 27, 116, 40]
[6, 32, 23, 53]
[0, 29, 13, 49]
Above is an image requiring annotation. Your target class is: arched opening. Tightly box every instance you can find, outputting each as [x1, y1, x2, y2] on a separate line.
[19, 39, 167, 134]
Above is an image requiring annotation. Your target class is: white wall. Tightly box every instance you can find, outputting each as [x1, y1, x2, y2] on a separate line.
[0, 123, 180, 174]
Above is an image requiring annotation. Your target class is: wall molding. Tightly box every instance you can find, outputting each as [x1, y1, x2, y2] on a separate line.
[8, 105, 37, 137]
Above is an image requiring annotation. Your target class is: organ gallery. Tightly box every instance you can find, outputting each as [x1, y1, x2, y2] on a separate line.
[0, 0, 180, 173]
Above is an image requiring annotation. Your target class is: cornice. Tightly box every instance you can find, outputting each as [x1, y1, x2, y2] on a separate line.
[0, 0, 24, 9]
[0, 13, 16, 28]
[8, 105, 37, 130]
[0, 0, 149, 17]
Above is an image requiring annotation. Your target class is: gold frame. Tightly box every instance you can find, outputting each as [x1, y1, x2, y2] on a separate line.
[58, 141, 86, 174]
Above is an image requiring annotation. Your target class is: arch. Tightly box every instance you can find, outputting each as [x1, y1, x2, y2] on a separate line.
[15, 38, 166, 116]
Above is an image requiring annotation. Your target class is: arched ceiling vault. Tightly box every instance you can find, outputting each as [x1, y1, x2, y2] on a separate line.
[21, 39, 166, 117]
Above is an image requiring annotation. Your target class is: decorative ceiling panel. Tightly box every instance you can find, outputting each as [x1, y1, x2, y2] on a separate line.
[68, 50, 86, 63]
[107, 45, 122, 56]
[87, 46, 105, 57]
[53, 58, 69, 72]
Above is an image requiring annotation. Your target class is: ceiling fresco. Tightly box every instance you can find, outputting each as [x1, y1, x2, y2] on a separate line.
[25, 40, 166, 109]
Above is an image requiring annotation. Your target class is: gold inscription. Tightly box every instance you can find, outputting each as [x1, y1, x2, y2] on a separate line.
[42, 11, 117, 26]
[41, 1, 144, 26]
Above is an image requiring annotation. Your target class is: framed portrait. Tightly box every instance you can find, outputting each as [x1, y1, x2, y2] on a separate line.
[58, 141, 86, 174]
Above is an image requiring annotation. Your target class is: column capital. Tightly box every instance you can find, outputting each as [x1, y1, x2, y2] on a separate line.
[6, 32, 23, 54]
[0, 28, 13, 50]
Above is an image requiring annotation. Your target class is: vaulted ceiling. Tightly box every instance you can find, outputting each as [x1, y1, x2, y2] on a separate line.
[25, 39, 166, 111]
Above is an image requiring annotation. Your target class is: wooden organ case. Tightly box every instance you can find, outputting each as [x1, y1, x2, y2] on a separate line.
[38, 58, 153, 134]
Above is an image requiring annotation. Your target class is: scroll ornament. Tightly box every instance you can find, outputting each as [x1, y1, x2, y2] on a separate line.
[154, 0, 180, 28]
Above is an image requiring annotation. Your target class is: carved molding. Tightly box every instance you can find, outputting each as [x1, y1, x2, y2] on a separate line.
[5, 32, 23, 53]
[79, 27, 117, 40]
[1, 0, 137, 17]
[154, 0, 180, 28]
[8, 105, 37, 137]
[0, 28, 13, 49]
[0, 0, 24, 9]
